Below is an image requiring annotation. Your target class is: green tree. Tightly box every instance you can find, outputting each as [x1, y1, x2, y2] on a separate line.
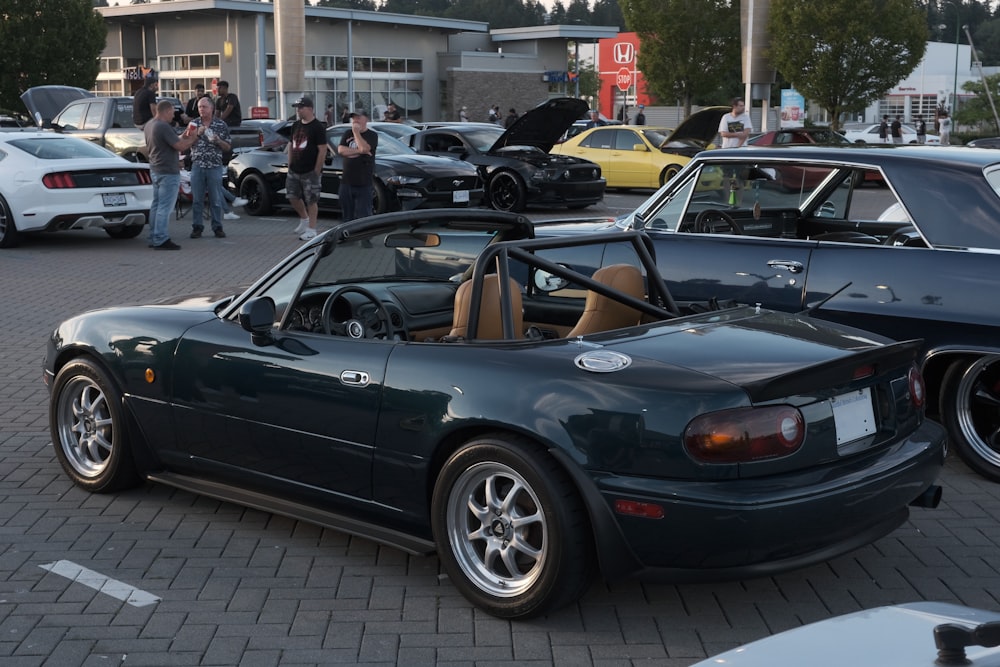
[317, 0, 376, 8]
[954, 72, 1000, 133]
[768, 0, 927, 130]
[0, 0, 107, 112]
[619, 0, 739, 116]
[568, 52, 600, 99]
[591, 0, 625, 30]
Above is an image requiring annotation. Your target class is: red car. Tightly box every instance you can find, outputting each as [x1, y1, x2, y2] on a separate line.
[748, 128, 885, 186]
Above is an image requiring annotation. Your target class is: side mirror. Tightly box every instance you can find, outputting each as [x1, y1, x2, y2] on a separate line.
[239, 297, 276, 346]
[633, 143, 648, 152]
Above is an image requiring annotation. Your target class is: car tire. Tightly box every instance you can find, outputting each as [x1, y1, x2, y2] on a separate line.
[50, 359, 141, 493]
[940, 356, 1000, 482]
[431, 434, 594, 619]
[240, 173, 273, 216]
[0, 195, 19, 248]
[372, 180, 391, 214]
[487, 171, 527, 212]
[660, 164, 683, 186]
[105, 225, 144, 239]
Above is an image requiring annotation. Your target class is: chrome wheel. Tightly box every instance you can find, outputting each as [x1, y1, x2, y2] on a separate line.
[55, 375, 115, 479]
[942, 356, 1000, 482]
[445, 461, 547, 598]
[50, 359, 139, 492]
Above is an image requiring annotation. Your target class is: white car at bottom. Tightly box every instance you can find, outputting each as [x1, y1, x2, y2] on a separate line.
[690, 602, 1000, 666]
[0, 132, 151, 248]
[842, 123, 941, 144]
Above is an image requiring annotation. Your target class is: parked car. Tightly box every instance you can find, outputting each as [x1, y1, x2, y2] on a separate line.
[227, 125, 482, 216]
[551, 107, 727, 189]
[0, 131, 151, 248]
[44, 208, 944, 619]
[408, 97, 605, 212]
[690, 602, 1000, 667]
[966, 136, 1000, 149]
[842, 123, 941, 144]
[236, 118, 291, 151]
[539, 144, 1000, 481]
[747, 127, 850, 146]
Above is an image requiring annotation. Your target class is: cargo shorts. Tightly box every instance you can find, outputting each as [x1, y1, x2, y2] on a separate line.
[286, 170, 322, 206]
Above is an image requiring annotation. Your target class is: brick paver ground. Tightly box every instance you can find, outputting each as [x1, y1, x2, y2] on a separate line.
[1, 204, 998, 666]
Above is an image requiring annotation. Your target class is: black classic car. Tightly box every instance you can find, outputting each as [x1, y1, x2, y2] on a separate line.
[227, 126, 482, 216]
[45, 209, 944, 619]
[408, 97, 605, 212]
[541, 144, 1000, 482]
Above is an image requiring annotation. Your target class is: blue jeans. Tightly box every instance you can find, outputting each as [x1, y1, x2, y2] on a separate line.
[149, 171, 180, 247]
[191, 165, 224, 230]
[339, 182, 373, 222]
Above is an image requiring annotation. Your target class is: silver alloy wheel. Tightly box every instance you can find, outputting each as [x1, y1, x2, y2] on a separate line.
[952, 356, 1000, 471]
[55, 376, 115, 479]
[445, 461, 548, 598]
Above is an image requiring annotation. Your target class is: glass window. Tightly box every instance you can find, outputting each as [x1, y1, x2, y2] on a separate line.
[407, 59, 422, 73]
[614, 130, 641, 150]
[390, 58, 405, 73]
[354, 57, 371, 72]
[582, 129, 613, 149]
[189, 55, 204, 69]
[82, 103, 104, 130]
[335, 56, 349, 71]
[205, 54, 220, 68]
[372, 58, 389, 73]
[54, 102, 87, 131]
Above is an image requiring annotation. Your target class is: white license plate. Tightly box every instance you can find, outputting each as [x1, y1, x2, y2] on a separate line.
[831, 387, 876, 445]
[452, 190, 469, 203]
[102, 193, 127, 207]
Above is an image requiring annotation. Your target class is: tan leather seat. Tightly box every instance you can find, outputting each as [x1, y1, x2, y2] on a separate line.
[449, 274, 524, 340]
[567, 264, 645, 338]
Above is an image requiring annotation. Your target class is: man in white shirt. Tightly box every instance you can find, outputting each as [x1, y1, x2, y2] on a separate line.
[718, 97, 753, 148]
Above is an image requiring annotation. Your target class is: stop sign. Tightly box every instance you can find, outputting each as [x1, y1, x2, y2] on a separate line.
[616, 67, 632, 92]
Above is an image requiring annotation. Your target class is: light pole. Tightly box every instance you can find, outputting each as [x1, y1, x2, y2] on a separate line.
[948, 1, 960, 113]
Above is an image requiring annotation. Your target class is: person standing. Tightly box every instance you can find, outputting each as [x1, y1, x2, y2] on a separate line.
[187, 96, 232, 239]
[939, 111, 952, 145]
[337, 109, 378, 224]
[287, 97, 328, 241]
[459, 106, 469, 122]
[635, 104, 646, 126]
[384, 103, 401, 122]
[916, 115, 927, 144]
[144, 100, 198, 250]
[717, 97, 753, 148]
[324, 104, 335, 127]
[504, 108, 518, 128]
[890, 116, 903, 144]
[133, 72, 159, 129]
[584, 109, 605, 129]
[183, 84, 207, 124]
[215, 80, 242, 127]
[878, 115, 889, 143]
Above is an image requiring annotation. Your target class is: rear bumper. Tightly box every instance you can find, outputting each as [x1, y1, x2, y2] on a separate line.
[38, 211, 147, 233]
[576, 419, 946, 581]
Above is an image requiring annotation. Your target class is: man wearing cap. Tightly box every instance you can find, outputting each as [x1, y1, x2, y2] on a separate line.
[287, 97, 328, 241]
[635, 104, 646, 126]
[133, 73, 159, 128]
[337, 110, 378, 223]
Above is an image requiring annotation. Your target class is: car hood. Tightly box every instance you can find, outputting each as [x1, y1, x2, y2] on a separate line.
[605, 307, 911, 402]
[689, 602, 1000, 667]
[20, 85, 94, 127]
[376, 153, 479, 175]
[490, 97, 589, 153]
[659, 105, 729, 148]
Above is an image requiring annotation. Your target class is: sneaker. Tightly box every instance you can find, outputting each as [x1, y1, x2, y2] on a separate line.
[152, 239, 181, 250]
[293, 219, 309, 235]
[299, 228, 317, 241]
[190, 228, 202, 239]
[223, 211, 240, 221]
[214, 228, 226, 238]
[231, 197, 249, 208]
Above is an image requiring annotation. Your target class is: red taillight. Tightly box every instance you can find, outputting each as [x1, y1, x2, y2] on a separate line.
[908, 365, 926, 409]
[256, 130, 264, 147]
[684, 406, 805, 463]
[613, 499, 664, 519]
[137, 169, 152, 185]
[43, 172, 77, 188]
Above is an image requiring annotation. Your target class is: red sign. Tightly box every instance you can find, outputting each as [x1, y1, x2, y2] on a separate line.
[250, 106, 269, 119]
[616, 68, 632, 92]
[211, 78, 219, 96]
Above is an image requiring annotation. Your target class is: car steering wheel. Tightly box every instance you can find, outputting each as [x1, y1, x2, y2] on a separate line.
[321, 286, 406, 340]
[693, 209, 741, 235]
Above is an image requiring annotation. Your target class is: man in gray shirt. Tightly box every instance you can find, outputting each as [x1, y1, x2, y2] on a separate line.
[144, 100, 197, 249]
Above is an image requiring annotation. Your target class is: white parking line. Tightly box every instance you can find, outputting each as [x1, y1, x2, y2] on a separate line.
[39, 560, 161, 607]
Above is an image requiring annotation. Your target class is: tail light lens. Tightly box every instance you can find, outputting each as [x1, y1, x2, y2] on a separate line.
[43, 173, 77, 188]
[684, 406, 805, 463]
[137, 169, 152, 185]
[908, 365, 926, 409]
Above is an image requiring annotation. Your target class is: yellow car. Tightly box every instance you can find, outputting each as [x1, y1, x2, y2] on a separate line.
[552, 107, 727, 189]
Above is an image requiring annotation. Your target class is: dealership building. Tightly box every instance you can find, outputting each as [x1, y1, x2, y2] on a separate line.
[95, 0, 618, 122]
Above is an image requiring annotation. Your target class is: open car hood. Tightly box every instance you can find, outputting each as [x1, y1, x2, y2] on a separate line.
[660, 105, 729, 149]
[490, 97, 589, 153]
[20, 85, 94, 127]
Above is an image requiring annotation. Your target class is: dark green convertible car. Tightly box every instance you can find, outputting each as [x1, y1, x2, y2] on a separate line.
[44, 209, 944, 618]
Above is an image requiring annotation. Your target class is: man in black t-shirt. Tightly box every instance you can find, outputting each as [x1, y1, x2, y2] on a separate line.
[133, 74, 159, 128]
[337, 110, 378, 223]
[215, 81, 242, 127]
[286, 97, 328, 241]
